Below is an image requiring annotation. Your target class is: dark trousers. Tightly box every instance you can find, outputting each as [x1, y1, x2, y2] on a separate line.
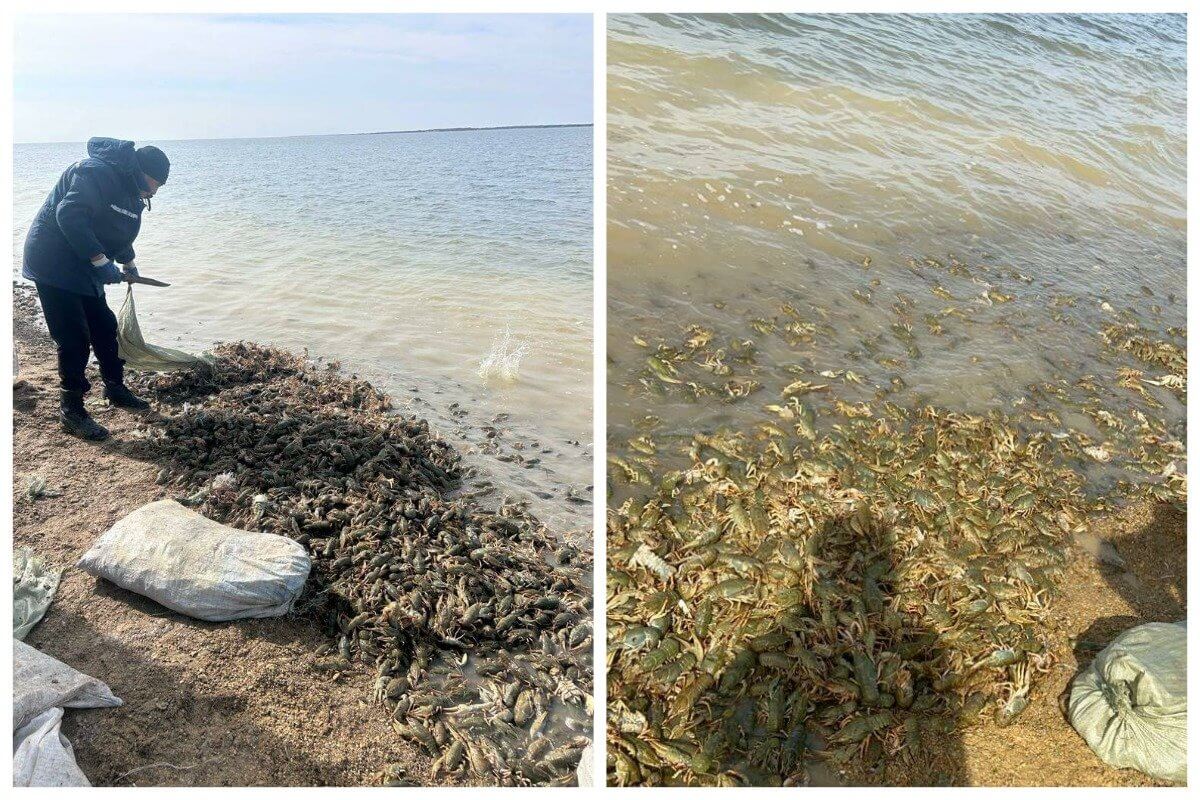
[34, 282, 124, 393]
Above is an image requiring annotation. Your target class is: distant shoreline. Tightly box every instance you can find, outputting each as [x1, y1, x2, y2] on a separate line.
[15, 122, 593, 147]
[366, 122, 592, 136]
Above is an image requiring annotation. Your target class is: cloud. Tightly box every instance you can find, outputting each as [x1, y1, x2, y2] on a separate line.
[14, 14, 592, 141]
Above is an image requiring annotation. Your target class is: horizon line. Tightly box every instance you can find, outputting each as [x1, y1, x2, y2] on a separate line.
[15, 121, 594, 147]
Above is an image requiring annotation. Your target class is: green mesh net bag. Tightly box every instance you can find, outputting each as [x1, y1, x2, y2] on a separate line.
[116, 285, 215, 373]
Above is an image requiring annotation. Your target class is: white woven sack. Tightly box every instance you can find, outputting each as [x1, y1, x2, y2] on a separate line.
[13, 707, 91, 787]
[78, 499, 310, 622]
[13, 638, 122, 730]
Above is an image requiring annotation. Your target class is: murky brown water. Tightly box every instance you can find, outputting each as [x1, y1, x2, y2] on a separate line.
[608, 13, 1185, 489]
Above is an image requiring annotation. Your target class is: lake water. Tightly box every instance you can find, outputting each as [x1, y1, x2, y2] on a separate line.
[14, 126, 593, 532]
[607, 13, 1186, 486]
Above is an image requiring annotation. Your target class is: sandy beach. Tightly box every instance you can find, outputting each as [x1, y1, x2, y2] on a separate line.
[13, 286, 591, 787]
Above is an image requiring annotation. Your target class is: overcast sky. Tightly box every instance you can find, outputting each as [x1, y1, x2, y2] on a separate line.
[14, 14, 592, 143]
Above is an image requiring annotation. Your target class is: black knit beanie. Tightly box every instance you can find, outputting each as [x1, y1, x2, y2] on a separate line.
[136, 145, 170, 184]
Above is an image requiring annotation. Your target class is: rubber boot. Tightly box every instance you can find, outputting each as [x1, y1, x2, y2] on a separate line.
[103, 381, 150, 411]
[60, 390, 109, 441]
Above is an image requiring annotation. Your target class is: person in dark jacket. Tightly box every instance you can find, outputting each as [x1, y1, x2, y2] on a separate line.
[22, 137, 170, 441]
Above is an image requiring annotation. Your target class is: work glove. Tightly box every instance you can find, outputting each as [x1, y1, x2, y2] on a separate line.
[121, 260, 140, 281]
[90, 256, 123, 285]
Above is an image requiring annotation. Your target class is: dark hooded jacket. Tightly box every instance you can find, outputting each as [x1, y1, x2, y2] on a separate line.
[22, 137, 148, 297]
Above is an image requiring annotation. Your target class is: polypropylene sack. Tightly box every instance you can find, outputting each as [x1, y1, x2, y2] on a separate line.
[1068, 620, 1187, 783]
[14, 547, 62, 640]
[14, 638, 123, 731]
[13, 707, 91, 787]
[116, 285, 214, 373]
[78, 499, 310, 622]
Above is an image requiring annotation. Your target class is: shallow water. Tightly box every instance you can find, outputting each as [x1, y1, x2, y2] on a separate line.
[608, 13, 1185, 474]
[14, 126, 593, 530]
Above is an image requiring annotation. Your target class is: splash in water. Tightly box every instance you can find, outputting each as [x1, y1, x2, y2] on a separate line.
[478, 325, 528, 383]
